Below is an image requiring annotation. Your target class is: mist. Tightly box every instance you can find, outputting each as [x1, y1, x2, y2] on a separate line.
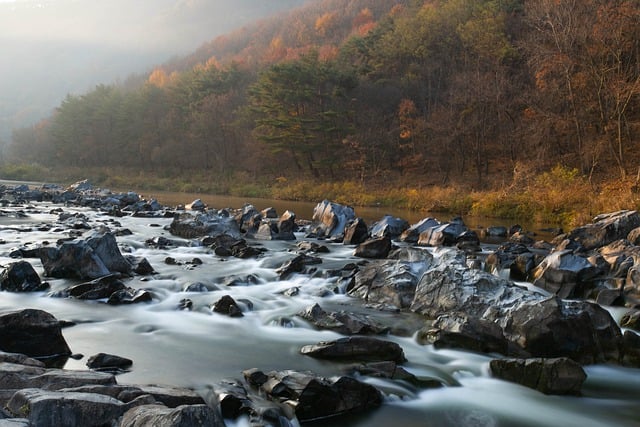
[0, 0, 309, 142]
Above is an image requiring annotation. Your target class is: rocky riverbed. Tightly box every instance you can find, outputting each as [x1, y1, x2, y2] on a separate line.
[0, 181, 639, 426]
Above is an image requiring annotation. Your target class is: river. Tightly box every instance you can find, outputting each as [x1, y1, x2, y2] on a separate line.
[0, 184, 638, 426]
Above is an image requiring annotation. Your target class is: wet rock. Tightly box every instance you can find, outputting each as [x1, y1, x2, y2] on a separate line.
[345, 361, 442, 388]
[261, 207, 278, 218]
[621, 331, 640, 366]
[55, 275, 126, 300]
[489, 358, 587, 395]
[86, 353, 133, 373]
[212, 295, 243, 317]
[107, 288, 152, 305]
[418, 313, 509, 356]
[220, 274, 261, 287]
[309, 200, 355, 238]
[370, 215, 409, 239]
[253, 219, 296, 241]
[234, 204, 261, 233]
[564, 210, 640, 250]
[0, 261, 48, 292]
[486, 243, 537, 280]
[186, 199, 206, 211]
[116, 385, 205, 408]
[531, 250, 602, 298]
[297, 303, 386, 335]
[145, 236, 176, 249]
[297, 241, 329, 254]
[169, 211, 241, 239]
[509, 231, 535, 245]
[620, 310, 640, 332]
[343, 218, 369, 245]
[120, 404, 223, 427]
[483, 226, 508, 239]
[410, 257, 623, 365]
[276, 254, 322, 280]
[627, 226, 640, 245]
[125, 256, 155, 275]
[400, 217, 440, 243]
[38, 242, 111, 280]
[456, 230, 481, 253]
[86, 232, 132, 275]
[182, 282, 212, 292]
[300, 337, 406, 363]
[256, 369, 382, 422]
[6, 388, 145, 427]
[0, 351, 45, 368]
[595, 287, 624, 306]
[349, 259, 430, 309]
[354, 236, 392, 259]
[0, 309, 71, 363]
[418, 218, 467, 247]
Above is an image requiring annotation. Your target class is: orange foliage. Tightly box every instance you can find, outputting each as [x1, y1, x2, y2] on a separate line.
[315, 12, 338, 37]
[148, 68, 169, 87]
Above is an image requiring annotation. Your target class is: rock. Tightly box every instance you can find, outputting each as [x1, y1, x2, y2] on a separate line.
[55, 275, 126, 300]
[169, 211, 241, 239]
[354, 236, 392, 259]
[410, 257, 623, 364]
[67, 179, 93, 192]
[107, 288, 152, 305]
[234, 204, 261, 233]
[86, 353, 133, 373]
[276, 254, 322, 280]
[0, 309, 71, 364]
[300, 337, 406, 363]
[627, 226, 640, 245]
[6, 388, 142, 427]
[212, 295, 243, 317]
[418, 313, 509, 356]
[417, 218, 467, 247]
[297, 304, 386, 335]
[343, 218, 369, 245]
[86, 232, 132, 275]
[38, 242, 110, 280]
[207, 380, 252, 419]
[510, 231, 535, 245]
[400, 217, 440, 243]
[0, 261, 48, 292]
[620, 310, 640, 332]
[489, 358, 587, 395]
[486, 243, 537, 280]
[531, 250, 601, 298]
[370, 215, 409, 239]
[456, 230, 481, 253]
[256, 370, 382, 422]
[0, 351, 45, 368]
[261, 207, 278, 218]
[564, 210, 640, 250]
[309, 200, 355, 238]
[483, 226, 508, 238]
[186, 199, 206, 211]
[125, 256, 155, 275]
[120, 404, 223, 427]
[349, 258, 431, 309]
[296, 241, 329, 254]
[621, 331, 640, 366]
[345, 361, 442, 388]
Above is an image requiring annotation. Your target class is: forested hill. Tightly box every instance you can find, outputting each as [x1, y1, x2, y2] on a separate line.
[7, 0, 640, 191]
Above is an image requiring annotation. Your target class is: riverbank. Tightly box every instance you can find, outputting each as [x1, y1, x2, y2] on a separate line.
[1, 163, 638, 228]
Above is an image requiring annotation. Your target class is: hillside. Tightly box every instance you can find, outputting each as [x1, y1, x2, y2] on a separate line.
[5, 0, 640, 224]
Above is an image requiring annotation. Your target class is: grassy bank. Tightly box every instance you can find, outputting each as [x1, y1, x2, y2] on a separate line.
[1, 163, 638, 228]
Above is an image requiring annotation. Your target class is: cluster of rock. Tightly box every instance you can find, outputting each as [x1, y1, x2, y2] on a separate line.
[2, 182, 640, 424]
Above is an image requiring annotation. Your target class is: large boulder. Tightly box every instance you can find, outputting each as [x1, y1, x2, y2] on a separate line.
[253, 369, 382, 422]
[0, 309, 71, 363]
[563, 210, 640, 250]
[370, 215, 409, 239]
[410, 256, 623, 365]
[120, 404, 223, 427]
[343, 218, 369, 245]
[309, 200, 355, 238]
[489, 358, 587, 395]
[169, 211, 241, 239]
[300, 337, 406, 363]
[531, 250, 602, 298]
[400, 217, 440, 243]
[353, 236, 392, 259]
[0, 261, 48, 292]
[38, 242, 110, 280]
[417, 217, 467, 247]
[86, 232, 132, 275]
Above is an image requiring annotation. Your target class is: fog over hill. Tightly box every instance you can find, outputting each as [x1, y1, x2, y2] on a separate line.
[0, 0, 310, 144]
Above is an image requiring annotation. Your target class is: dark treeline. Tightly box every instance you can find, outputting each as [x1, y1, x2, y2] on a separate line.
[8, 0, 640, 188]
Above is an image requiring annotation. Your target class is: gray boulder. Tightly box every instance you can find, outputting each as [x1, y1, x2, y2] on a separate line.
[418, 218, 467, 247]
[120, 404, 223, 427]
[300, 337, 406, 363]
[0, 309, 71, 363]
[297, 303, 386, 335]
[0, 261, 48, 292]
[353, 236, 392, 259]
[370, 215, 409, 239]
[39, 242, 110, 280]
[169, 212, 241, 239]
[564, 210, 640, 250]
[489, 357, 587, 395]
[309, 200, 355, 238]
[531, 250, 601, 298]
[343, 218, 369, 245]
[400, 217, 440, 243]
[86, 233, 133, 275]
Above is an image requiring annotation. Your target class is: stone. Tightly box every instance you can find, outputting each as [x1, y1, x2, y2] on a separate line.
[300, 337, 406, 363]
[55, 275, 126, 300]
[531, 250, 601, 298]
[0, 261, 48, 292]
[169, 211, 241, 239]
[212, 295, 243, 317]
[309, 200, 355, 238]
[370, 215, 409, 239]
[620, 310, 640, 332]
[120, 404, 223, 427]
[485, 243, 536, 280]
[297, 304, 386, 335]
[564, 210, 640, 250]
[107, 288, 152, 305]
[0, 309, 71, 363]
[186, 199, 206, 211]
[354, 236, 392, 259]
[417, 218, 467, 247]
[489, 358, 587, 395]
[343, 218, 369, 245]
[400, 217, 440, 243]
[86, 232, 132, 275]
[276, 254, 322, 280]
[86, 353, 133, 372]
[38, 242, 111, 280]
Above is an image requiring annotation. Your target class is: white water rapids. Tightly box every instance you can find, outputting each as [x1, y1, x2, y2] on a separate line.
[0, 202, 638, 426]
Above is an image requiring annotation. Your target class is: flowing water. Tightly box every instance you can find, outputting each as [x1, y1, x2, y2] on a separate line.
[0, 192, 638, 426]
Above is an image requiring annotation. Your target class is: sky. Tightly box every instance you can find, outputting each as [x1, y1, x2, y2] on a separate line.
[0, 0, 308, 142]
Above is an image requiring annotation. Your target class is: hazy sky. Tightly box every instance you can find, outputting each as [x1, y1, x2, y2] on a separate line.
[0, 0, 309, 141]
